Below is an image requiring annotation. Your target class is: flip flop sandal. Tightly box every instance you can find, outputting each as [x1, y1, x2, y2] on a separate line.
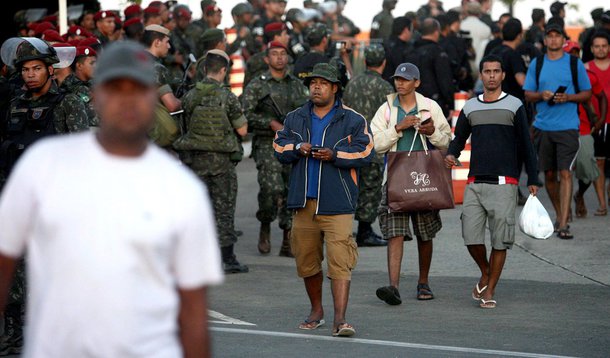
[472, 283, 488, 301]
[594, 208, 607, 216]
[332, 322, 355, 337]
[557, 228, 574, 240]
[480, 299, 497, 309]
[416, 283, 434, 300]
[298, 318, 325, 330]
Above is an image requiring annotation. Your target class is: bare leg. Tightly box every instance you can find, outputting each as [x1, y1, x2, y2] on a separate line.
[303, 272, 324, 322]
[387, 236, 404, 288]
[481, 249, 507, 301]
[544, 170, 561, 224]
[558, 170, 573, 229]
[416, 237, 433, 284]
[467, 244, 489, 288]
[593, 159, 607, 211]
[330, 279, 350, 330]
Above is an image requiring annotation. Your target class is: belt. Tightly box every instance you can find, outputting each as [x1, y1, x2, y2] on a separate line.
[467, 176, 519, 185]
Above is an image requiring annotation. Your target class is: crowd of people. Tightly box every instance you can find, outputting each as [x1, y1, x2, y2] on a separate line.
[0, 0, 609, 354]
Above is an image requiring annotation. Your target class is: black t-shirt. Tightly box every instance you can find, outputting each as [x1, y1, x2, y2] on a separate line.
[490, 44, 526, 101]
[293, 51, 330, 82]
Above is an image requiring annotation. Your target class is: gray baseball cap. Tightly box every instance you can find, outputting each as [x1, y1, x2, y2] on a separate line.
[93, 40, 155, 86]
[391, 63, 420, 81]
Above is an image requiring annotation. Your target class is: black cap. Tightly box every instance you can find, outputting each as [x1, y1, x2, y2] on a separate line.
[545, 24, 566, 38]
[602, 10, 610, 25]
[550, 1, 566, 16]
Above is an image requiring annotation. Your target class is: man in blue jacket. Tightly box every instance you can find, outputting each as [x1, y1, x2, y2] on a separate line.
[274, 63, 374, 337]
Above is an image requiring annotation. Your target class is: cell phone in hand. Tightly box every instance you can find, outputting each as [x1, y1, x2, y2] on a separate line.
[420, 118, 432, 125]
[548, 85, 567, 106]
[311, 146, 324, 152]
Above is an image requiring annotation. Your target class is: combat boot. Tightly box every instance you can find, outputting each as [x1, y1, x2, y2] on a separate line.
[258, 222, 271, 254]
[279, 229, 294, 257]
[356, 221, 387, 247]
[221, 245, 249, 274]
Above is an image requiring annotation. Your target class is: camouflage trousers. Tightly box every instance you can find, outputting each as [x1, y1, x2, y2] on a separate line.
[1, 259, 25, 353]
[184, 152, 238, 248]
[252, 137, 292, 229]
[355, 161, 383, 223]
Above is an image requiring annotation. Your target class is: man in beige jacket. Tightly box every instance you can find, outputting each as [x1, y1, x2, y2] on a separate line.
[370, 62, 452, 305]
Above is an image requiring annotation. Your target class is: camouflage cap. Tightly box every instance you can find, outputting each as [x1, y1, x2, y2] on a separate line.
[304, 62, 341, 87]
[93, 40, 155, 86]
[201, 28, 225, 43]
[305, 23, 329, 45]
[232, 3, 254, 17]
[364, 44, 385, 65]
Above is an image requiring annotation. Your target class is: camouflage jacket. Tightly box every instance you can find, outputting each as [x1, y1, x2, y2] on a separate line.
[171, 27, 196, 58]
[7, 81, 89, 135]
[186, 20, 209, 58]
[60, 73, 98, 127]
[148, 53, 175, 97]
[343, 69, 394, 163]
[241, 70, 308, 137]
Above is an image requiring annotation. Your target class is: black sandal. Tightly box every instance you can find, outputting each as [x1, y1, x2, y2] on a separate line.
[557, 227, 574, 240]
[416, 283, 434, 300]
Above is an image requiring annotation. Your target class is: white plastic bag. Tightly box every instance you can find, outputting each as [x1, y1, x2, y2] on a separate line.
[519, 194, 554, 240]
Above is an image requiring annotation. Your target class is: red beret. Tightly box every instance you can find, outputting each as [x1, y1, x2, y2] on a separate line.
[76, 46, 97, 57]
[149, 1, 163, 7]
[205, 5, 222, 15]
[124, 4, 143, 17]
[41, 30, 65, 43]
[144, 7, 161, 15]
[264, 22, 286, 35]
[267, 41, 287, 51]
[67, 39, 82, 46]
[78, 37, 101, 48]
[176, 8, 192, 20]
[94, 11, 112, 21]
[123, 17, 143, 28]
[51, 42, 72, 48]
[67, 25, 91, 37]
[42, 15, 58, 24]
[31, 21, 57, 36]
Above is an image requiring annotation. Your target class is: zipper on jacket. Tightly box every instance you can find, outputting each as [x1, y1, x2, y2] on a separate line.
[302, 128, 311, 208]
[315, 125, 331, 215]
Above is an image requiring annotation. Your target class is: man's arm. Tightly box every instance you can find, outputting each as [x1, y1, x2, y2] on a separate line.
[273, 115, 301, 164]
[57, 94, 90, 133]
[445, 109, 471, 167]
[178, 287, 210, 358]
[160, 92, 182, 112]
[332, 113, 374, 169]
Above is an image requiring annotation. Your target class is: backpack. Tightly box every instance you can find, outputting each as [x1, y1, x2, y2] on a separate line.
[534, 54, 580, 93]
[173, 82, 239, 154]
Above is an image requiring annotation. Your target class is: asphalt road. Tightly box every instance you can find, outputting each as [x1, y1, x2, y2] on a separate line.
[208, 156, 610, 358]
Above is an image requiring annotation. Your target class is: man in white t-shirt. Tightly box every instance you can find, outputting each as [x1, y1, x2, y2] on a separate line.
[0, 41, 223, 358]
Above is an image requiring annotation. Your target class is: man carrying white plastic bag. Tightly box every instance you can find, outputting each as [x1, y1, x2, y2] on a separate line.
[519, 195, 555, 239]
[446, 55, 541, 309]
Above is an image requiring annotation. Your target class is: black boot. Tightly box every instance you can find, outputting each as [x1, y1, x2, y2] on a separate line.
[356, 221, 387, 247]
[258, 223, 271, 254]
[221, 245, 249, 274]
[279, 229, 294, 257]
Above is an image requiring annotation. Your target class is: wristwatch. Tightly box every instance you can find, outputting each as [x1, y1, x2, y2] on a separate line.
[296, 143, 303, 151]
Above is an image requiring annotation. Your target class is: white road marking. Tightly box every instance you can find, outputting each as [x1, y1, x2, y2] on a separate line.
[210, 327, 577, 358]
[208, 310, 256, 326]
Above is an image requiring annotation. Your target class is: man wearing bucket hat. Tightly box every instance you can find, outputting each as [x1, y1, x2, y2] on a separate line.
[274, 62, 374, 337]
[0, 37, 89, 355]
[0, 41, 223, 357]
[370, 62, 451, 305]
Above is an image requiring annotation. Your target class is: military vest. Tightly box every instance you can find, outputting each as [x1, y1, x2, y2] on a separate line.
[1, 90, 64, 172]
[173, 82, 239, 153]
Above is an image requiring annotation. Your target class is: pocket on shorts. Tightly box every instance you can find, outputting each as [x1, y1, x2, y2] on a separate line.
[347, 238, 359, 270]
[499, 216, 516, 247]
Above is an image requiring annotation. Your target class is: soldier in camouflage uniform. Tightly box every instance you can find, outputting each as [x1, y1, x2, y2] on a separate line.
[228, 3, 259, 59]
[343, 44, 394, 247]
[241, 41, 308, 256]
[370, 0, 397, 42]
[173, 50, 249, 274]
[194, 29, 228, 83]
[142, 25, 182, 149]
[185, 0, 216, 56]
[243, 22, 291, 89]
[61, 46, 98, 127]
[0, 37, 88, 356]
[169, 6, 196, 84]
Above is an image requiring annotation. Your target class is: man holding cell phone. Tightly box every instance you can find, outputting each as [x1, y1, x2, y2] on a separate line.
[524, 24, 592, 239]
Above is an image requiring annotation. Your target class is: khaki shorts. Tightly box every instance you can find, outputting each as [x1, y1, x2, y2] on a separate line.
[291, 199, 358, 280]
[461, 183, 517, 250]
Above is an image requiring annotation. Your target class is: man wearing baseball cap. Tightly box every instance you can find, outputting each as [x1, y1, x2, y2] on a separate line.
[274, 62, 374, 337]
[0, 40, 223, 357]
[524, 24, 592, 239]
[242, 41, 308, 256]
[371, 62, 451, 304]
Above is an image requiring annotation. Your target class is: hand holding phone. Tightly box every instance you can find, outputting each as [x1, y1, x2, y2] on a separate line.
[548, 85, 567, 106]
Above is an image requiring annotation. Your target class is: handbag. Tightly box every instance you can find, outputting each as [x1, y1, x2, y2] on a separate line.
[387, 132, 455, 212]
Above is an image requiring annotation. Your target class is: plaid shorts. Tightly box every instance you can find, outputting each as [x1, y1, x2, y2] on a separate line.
[378, 184, 442, 241]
